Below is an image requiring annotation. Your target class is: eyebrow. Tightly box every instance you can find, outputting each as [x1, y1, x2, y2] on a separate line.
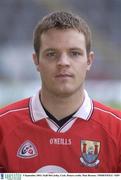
[42, 48, 57, 53]
[42, 47, 84, 54]
[69, 48, 84, 53]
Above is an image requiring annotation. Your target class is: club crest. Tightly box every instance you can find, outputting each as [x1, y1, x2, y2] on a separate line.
[17, 140, 38, 158]
[80, 140, 100, 167]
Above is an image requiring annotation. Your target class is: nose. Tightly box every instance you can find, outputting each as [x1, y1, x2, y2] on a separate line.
[57, 53, 70, 67]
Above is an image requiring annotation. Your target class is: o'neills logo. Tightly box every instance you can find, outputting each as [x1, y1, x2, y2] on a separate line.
[49, 138, 72, 145]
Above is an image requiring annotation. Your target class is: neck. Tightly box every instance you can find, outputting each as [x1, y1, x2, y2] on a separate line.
[40, 88, 85, 120]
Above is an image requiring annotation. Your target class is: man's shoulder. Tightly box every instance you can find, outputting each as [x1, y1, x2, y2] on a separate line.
[94, 101, 121, 117]
[0, 98, 31, 143]
[94, 101, 121, 123]
[0, 97, 30, 118]
[91, 101, 121, 143]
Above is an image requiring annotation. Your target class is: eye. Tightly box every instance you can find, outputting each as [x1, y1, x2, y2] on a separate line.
[46, 51, 57, 58]
[70, 51, 82, 57]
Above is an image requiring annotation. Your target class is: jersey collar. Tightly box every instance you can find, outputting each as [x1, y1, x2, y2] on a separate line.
[29, 90, 93, 122]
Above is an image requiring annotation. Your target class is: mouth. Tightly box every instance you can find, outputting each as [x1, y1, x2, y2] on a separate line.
[55, 74, 73, 79]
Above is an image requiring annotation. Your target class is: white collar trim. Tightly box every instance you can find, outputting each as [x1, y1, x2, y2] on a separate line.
[30, 90, 93, 122]
[73, 90, 93, 120]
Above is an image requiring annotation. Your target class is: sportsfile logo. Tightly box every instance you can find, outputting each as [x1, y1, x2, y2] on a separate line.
[3, 174, 21, 180]
[0, 173, 4, 179]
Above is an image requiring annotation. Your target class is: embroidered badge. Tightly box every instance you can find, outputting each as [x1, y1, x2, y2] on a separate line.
[80, 140, 100, 167]
[17, 140, 38, 158]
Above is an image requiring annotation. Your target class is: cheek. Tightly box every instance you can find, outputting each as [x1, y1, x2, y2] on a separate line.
[39, 67, 48, 79]
[74, 65, 88, 83]
[76, 62, 87, 74]
[39, 63, 54, 80]
[38, 62, 48, 73]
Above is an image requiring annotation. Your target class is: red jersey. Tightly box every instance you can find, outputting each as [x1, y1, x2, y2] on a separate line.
[0, 91, 121, 173]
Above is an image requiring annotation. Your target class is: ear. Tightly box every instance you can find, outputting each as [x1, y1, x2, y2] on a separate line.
[87, 51, 94, 71]
[32, 53, 40, 72]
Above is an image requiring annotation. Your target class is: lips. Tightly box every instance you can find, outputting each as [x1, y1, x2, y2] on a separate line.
[55, 74, 73, 79]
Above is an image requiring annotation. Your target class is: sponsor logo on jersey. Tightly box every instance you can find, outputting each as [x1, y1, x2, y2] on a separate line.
[36, 165, 68, 173]
[80, 140, 100, 167]
[17, 140, 38, 158]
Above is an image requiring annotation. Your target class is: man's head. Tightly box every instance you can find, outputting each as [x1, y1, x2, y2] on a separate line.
[33, 11, 92, 58]
[32, 11, 94, 98]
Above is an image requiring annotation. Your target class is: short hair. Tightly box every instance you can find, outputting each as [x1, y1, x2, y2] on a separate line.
[33, 11, 92, 57]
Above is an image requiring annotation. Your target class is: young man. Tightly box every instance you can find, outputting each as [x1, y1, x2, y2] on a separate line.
[0, 11, 121, 173]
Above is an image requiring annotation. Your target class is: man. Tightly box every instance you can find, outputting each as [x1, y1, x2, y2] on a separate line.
[0, 11, 121, 173]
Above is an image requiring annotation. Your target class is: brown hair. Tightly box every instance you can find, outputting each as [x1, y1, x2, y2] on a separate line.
[33, 11, 92, 57]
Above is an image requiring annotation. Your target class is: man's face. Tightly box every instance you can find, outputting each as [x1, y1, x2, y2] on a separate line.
[33, 29, 94, 97]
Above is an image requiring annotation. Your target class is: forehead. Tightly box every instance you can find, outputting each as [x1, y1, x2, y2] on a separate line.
[40, 29, 86, 50]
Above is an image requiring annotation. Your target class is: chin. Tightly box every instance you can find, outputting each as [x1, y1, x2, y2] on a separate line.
[53, 88, 76, 97]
